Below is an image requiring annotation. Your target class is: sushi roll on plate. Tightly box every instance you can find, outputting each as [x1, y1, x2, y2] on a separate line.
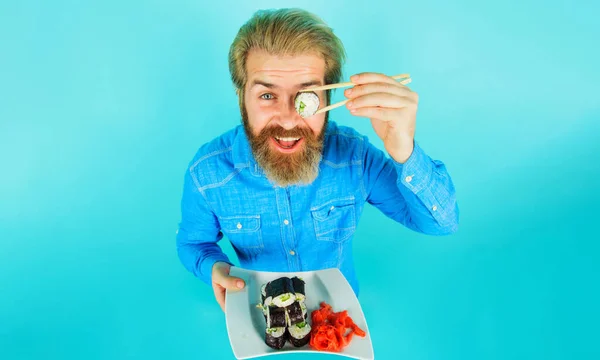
[265, 277, 296, 308]
[265, 327, 287, 350]
[291, 277, 306, 302]
[225, 267, 373, 359]
[288, 321, 312, 347]
[300, 301, 307, 318]
[266, 306, 287, 329]
[285, 301, 305, 326]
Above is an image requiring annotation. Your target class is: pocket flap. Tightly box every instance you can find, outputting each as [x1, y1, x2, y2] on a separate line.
[311, 196, 356, 221]
[220, 216, 261, 232]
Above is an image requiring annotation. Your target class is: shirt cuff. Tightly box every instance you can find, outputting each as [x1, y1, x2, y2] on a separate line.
[199, 254, 234, 284]
[392, 141, 433, 194]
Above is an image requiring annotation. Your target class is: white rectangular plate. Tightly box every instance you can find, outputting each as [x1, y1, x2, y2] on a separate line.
[225, 267, 374, 359]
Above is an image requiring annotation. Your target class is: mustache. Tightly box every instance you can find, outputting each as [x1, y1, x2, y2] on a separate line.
[258, 125, 315, 139]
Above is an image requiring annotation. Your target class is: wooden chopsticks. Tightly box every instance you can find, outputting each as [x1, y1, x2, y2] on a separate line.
[298, 74, 412, 115]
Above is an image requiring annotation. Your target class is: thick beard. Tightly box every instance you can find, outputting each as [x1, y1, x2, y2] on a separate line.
[242, 112, 327, 187]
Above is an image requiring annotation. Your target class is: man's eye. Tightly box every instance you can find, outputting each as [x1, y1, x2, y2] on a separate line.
[260, 93, 274, 100]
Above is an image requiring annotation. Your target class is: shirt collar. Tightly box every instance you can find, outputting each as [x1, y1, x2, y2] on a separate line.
[232, 126, 264, 177]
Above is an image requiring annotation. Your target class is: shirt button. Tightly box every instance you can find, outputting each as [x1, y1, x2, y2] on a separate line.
[284, 219, 289, 225]
[405, 175, 413, 183]
[432, 205, 438, 211]
[236, 223, 242, 229]
[330, 206, 335, 211]
[289, 250, 296, 256]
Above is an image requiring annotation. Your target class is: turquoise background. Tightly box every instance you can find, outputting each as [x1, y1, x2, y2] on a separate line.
[1, 0, 599, 359]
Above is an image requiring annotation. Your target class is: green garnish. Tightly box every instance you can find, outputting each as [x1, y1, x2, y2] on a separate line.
[297, 321, 306, 328]
[280, 294, 291, 302]
[299, 101, 306, 113]
[267, 328, 276, 334]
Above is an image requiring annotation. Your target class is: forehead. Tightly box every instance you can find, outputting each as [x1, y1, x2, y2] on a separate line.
[245, 50, 326, 87]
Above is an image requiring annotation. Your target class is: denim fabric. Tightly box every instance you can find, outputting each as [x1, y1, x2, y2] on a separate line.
[176, 121, 459, 295]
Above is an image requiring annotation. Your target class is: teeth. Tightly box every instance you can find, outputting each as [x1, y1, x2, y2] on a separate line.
[275, 137, 300, 141]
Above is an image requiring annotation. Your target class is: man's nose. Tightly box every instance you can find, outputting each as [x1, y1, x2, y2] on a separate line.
[278, 97, 303, 130]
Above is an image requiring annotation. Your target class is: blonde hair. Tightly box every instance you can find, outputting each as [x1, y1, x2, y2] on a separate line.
[228, 8, 346, 109]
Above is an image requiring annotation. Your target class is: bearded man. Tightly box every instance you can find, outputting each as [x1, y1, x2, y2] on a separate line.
[175, 8, 459, 311]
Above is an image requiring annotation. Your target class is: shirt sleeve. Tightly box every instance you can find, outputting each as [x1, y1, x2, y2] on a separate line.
[176, 165, 233, 285]
[361, 137, 459, 235]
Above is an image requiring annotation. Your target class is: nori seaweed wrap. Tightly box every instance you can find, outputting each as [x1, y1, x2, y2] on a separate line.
[288, 322, 311, 347]
[265, 277, 293, 297]
[259, 276, 312, 350]
[291, 277, 305, 301]
[266, 306, 287, 328]
[265, 327, 287, 349]
[285, 301, 305, 325]
[265, 277, 296, 307]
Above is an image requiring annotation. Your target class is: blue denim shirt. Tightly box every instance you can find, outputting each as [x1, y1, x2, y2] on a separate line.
[176, 121, 459, 295]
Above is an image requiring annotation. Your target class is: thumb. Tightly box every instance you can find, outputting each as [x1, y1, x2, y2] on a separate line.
[221, 275, 245, 290]
[213, 266, 245, 290]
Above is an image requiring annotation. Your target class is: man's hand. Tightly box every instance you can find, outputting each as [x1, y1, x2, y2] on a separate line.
[344, 72, 419, 163]
[211, 261, 245, 312]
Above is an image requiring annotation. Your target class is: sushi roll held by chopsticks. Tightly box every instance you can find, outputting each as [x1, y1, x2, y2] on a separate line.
[295, 73, 412, 118]
[294, 92, 320, 118]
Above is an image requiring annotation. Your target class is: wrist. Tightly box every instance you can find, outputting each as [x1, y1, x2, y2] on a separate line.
[388, 139, 414, 164]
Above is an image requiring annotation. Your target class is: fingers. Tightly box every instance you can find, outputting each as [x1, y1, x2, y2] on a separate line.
[227, 276, 246, 290]
[347, 92, 409, 110]
[345, 82, 409, 99]
[344, 77, 419, 116]
[212, 264, 245, 312]
[214, 285, 226, 312]
[348, 106, 403, 121]
[351, 72, 400, 86]
[212, 262, 245, 289]
[346, 93, 416, 113]
[213, 271, 245, 290]
[344, 82, 418, 101]
[214, 277, 244, 312]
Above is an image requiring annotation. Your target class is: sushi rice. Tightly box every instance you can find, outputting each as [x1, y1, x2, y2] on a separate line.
[271, 292, 296, 308]
[266, 306, 272, 328]
[266, 327, 286, 337]
[288, 321, 311, 339]
[284, 309, 290, 327]
[295, 293, 306, 303]
[295, 92, 320, 118]
[265, 326, 287, 349]
[300, 301, 307, 317]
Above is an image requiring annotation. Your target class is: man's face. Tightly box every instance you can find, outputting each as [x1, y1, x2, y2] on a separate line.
[242, 50, 328, 186]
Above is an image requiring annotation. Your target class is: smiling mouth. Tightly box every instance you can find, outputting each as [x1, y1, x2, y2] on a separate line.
[271, 136, 304, 152]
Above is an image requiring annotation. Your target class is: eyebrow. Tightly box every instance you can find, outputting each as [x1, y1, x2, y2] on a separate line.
[250, 79, 324, 90]
[299, 80, 324, 88]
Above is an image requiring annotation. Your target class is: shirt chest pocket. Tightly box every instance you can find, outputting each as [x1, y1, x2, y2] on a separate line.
[310, 196, 356, 243]
[219, 215, 264, 257]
